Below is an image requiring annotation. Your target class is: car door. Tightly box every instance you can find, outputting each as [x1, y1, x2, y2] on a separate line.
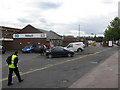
[51, 48, 64, 57]
[66, 44, 73, 51]
[51, 48, 60, 57]
[57, 48, 66, 57]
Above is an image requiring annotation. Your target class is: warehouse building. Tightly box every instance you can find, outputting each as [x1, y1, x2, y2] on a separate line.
[1, 25, 63, 50]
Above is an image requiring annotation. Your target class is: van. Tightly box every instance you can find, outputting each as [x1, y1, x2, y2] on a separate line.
[64, 42, 85, 52]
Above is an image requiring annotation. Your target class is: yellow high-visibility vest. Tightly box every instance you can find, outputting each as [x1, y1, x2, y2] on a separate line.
[8, 55, 18, 68]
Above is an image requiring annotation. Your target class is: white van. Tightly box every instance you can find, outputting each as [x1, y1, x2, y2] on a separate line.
[64, 42, 85, 52]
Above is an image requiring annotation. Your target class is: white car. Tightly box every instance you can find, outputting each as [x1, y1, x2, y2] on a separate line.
[64, 42, 85, 52]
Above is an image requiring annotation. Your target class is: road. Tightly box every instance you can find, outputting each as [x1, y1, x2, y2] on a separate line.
[1, 45, 119, 88]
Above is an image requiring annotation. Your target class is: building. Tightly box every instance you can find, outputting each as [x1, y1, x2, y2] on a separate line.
[1, 25, 63, 50]
[0, 26, 21, 47]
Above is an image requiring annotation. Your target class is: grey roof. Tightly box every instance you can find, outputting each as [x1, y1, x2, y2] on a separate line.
[36, 28, 62, 40]
[22, 25, 62, 40]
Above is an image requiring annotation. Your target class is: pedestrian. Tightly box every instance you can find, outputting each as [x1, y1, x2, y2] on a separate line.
[43, 45, 46, 54]
[40, 44, 46, 55]
[7, 51, 24, 86]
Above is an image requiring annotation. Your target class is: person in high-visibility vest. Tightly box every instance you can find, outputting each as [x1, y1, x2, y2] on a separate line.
[8, 51, 24, 86]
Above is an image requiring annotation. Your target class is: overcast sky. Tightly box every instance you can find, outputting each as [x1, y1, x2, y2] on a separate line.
[0, 0, 119, 37]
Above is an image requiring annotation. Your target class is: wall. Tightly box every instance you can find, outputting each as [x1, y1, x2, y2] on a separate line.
[3, 38, 46, 50]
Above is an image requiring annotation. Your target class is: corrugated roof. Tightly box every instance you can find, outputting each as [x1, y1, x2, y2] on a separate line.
[36, 28, 62, 40]
[22, 24, 62, 40]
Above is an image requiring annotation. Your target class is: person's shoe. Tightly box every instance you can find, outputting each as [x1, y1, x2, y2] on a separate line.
[8, 83, 14, 86]
[19, 79, 24, 83]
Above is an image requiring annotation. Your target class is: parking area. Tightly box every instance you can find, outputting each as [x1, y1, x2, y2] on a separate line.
[2, 44, 107, 66]
[1, 44, 119, 88]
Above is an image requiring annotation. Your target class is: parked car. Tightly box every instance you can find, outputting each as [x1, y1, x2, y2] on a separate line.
[34, 45, 46, 53]
[46, 46, 74, 58]
[0, 45, 6, 54]
[116, 40, 120, 46]
[92, 41, 96, 46]
[34, 45, 42, 53]
[22, 45, 37, 53]
[64, 42, 85, 52]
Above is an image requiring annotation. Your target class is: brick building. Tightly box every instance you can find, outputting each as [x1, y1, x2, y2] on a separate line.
[0, 25, 63, 50]
[0, 26, 21, 48]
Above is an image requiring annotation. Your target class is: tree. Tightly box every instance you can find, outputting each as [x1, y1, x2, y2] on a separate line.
[104, 17, 120, 41]
[63, 35, 75, 38]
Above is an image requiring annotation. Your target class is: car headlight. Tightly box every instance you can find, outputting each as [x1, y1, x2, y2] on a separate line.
[27, 49, 30, 50]
[46, 50, 49, 52]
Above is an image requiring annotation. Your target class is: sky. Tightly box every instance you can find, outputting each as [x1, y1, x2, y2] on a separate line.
[0, 0, 119, 37]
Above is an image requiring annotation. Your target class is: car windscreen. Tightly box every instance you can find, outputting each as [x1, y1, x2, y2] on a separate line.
[52, 47, 64, 52]
[67, 44, 73, 48]
[36, 45, 41, 48]
[25, 45, 32, 48]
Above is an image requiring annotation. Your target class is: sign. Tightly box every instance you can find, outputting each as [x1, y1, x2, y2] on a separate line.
[27, 41, 31, 44]
[108, 41, 113, 47]
[79, 37, 85, 41]
[13, 33, 47, 38]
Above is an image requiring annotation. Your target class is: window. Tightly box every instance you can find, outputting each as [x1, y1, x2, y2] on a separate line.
[67, 44, 73, 48]
[52, 47, 64, 52]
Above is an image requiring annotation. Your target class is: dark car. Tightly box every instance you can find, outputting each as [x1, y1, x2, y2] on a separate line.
[46, 47, 74, 58]
[0, 45, 6, 54]
[34, 45, 42, 53]
[22, 45, 36, 53]
[34, 45, 46, 53]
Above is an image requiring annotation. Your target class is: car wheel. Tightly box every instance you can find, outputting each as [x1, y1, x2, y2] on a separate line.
[77, 48, 83, 52]
[48, 54, 52, 58]
[2, 51, 5, 54]
[29, 50, 32, 53]
[68, 53, 72, 57]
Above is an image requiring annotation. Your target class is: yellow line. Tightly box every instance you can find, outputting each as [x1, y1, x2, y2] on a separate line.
[0, 48, 111, 82]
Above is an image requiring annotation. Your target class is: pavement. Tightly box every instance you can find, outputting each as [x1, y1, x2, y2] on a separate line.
[69, 51, 119, 88]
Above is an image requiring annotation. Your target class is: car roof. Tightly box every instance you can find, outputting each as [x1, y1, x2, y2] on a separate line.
[52, 46, 63, 49]
[69, 42, 83, 44]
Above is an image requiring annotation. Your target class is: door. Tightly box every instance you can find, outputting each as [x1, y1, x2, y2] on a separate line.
[66, 44, 73, 51]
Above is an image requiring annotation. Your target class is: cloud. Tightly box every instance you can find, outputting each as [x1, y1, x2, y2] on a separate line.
[39, 18, 47, 23]
[36, 2, 62, 10]
[0, 0, 119, 37]
[102, 0, 115, 4]
[46, 13, 117, 37]
[18, 18, 33, 23]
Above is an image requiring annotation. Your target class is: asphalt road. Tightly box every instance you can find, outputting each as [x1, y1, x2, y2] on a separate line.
[1, 44, 119, 88]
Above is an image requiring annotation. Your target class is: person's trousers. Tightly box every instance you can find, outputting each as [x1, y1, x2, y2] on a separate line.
[8, 67, 22, 84]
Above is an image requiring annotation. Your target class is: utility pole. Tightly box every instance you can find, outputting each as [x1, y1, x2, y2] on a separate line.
[78, 24, 80, 38]
[118, 1, 120, 17]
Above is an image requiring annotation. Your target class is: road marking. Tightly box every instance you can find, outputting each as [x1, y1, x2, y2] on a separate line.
[0, 48, 111, 82]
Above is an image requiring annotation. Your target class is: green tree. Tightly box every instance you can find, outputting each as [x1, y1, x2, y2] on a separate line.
[104, 17, 120, 41]
[63, 35, 74, 38]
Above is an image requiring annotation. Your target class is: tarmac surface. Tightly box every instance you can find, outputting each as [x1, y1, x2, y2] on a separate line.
[69, 50, 119, 88]
[1, 45, 119, 89]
